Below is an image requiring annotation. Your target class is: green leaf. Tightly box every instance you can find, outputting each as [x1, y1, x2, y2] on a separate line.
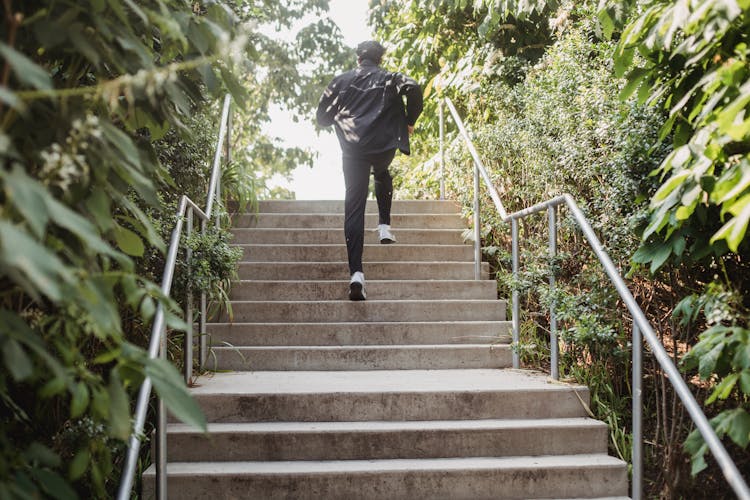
[114, 225, 145, 257]
[619, 67, 648, 100]
[89, 385, 110, 421]
[684, 428, 709, 475]
[726, 409, 750, 448]
[69, 449, 90, 481]
[108, 370, 131, 441]
[706, 373, 738, 404]
[632, 241, 673, 273]
[651, 170, 690, 204]
[145, 357, 206, 431]
[24, 443, 61, 468]
[0, 310, 66, 380]
[740, 370, 750, 394]
[0, 85, 24, 111]
[84, 190, 115, 232]
[3, 166, 126, 263]
[31, 468, 77, 500]
[712, 161, 750, 204]
[123, 0, 148, 24]
[77, 276, 122, 337]
[0, 42, 52, 90]
[101, 121, 141, 167]
[39, 377, 67, 398]
[70, 382, 90, 419]
[699, 341, 724, 380]
[0, 222, 73, 302]
[1, 166, 51, 238]
[140, 296, 156, 321]
[2, 339, 33, 381]
[711, 194, 750, 251]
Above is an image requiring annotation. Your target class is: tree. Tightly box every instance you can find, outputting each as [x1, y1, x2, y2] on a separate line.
[0, 0, 347, 497]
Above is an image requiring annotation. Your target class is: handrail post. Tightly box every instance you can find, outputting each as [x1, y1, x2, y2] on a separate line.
[439, 99, 445, 200]
[199, 219, 207, 371]
[156, 320, 167, 499]
[511, 218, 520, 369]
[548, 205, 559, 380]
[632, 322, 643, 500]
[473, 162, 481, 280]
[184, 208, 194, 385]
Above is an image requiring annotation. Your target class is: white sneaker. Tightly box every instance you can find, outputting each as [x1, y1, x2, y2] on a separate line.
[349, 271, 366, 301]
[378, 224, 396, 244]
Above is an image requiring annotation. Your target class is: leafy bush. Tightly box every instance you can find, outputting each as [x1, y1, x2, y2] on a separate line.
[0, 1, 248, 497]
[602, 0, 750, 482]
[0, 1, 348, 497]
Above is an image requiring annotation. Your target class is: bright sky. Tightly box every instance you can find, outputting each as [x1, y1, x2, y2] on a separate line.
[265, 0, 372, 200]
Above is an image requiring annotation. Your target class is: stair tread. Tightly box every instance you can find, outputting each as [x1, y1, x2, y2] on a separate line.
[208, 320, 510, 325]
[167, 417, 607, 434]
[225, 299, 503, 304]
[144, 453, 625, 475]
[189, 369, 585, 395]
[211, 344, 511, 350]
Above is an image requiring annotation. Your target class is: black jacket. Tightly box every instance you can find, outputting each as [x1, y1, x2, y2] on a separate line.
[316, 60, 423, 156]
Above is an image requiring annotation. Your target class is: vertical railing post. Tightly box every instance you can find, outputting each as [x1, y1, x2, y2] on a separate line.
[156, 322, 167, 499]
[548, 205, 559, 380]
[473, 162, 481, 280]
[632, 322, 643, 500]
[439, 99, 445, 200]
[184, 208, 194, 385]
[199, 218, 207, 371]
[511, 218, 520, 369]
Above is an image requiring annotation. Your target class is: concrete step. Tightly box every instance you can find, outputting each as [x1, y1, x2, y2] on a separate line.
[228, 280, 497, 301]
[142, 454, 628, 499]
[253, 199, 461, 214]
[185, 370, 591, 423]
[217, 300, 506, 323]
[164, 418, 608, 461]
[232, 213, 467, 229]
[231, 228, 467, 245]
[236, 244, 474, 262]
[237, 261, 490, 280]
[209, 344, 512, 371]
[206, 321, 511, 346]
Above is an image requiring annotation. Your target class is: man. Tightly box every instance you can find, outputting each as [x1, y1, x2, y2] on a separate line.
[316, 40, 423, 301]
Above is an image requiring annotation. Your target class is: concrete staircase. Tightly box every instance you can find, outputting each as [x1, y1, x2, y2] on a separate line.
[143, 199, 628, 499]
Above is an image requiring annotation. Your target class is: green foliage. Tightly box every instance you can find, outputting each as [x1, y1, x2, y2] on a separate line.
[679, 283, 750, 474]
[378, 0, 683, 492]
[175, 224, 243, 323]
[608, 1, 750, 262]
[603, 0, 750, 478]
[0, 0, 251, 497]
[2, 0, 348, 495]
[380, 0, 750, 493]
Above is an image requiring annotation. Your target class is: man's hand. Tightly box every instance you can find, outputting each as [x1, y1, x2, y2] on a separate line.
[408, 125, 414, 136]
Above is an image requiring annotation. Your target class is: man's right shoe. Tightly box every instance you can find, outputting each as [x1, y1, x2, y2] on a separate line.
[378, 224, 396, 244]
[348, 271, 366, 301]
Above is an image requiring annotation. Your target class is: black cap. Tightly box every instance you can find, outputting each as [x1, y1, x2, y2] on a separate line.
[356, 40, 386, 64]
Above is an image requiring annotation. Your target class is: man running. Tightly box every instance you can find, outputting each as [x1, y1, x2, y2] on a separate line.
[316, 40, 423, 301]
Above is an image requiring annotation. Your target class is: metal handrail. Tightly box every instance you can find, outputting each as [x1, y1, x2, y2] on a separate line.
[438, 96, 750, 500]
[117, 93, 233, 500]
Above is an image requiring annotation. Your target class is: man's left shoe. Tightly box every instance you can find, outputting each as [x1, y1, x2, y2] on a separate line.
[378, 224, 396, 244]
[349, 271, 366, 301]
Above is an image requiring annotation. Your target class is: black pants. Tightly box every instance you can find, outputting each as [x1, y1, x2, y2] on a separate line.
[343, 149, 396, 274]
